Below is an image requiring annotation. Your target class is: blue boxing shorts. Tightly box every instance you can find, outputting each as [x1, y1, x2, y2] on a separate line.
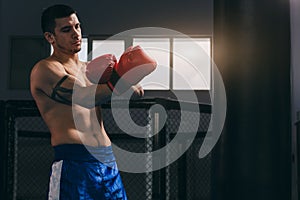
[48, 144, 127, 200]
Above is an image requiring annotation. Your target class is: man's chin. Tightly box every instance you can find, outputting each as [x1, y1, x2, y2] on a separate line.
[72, 48, 81, 54]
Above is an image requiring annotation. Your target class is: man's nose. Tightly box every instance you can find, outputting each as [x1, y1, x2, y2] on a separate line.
[72, 27, 81, 38]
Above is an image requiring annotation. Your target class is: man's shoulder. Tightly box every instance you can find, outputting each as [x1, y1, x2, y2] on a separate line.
[31, 57, 64, 77]
[34, 57, 59, 70]
[30, 58, 66, 100]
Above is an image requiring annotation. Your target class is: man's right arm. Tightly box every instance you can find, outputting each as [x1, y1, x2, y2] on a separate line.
[30, 60, 112, 108]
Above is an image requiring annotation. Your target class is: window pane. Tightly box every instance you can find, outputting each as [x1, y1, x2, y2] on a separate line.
[133, 38, 170, 90]
[173, 38, 211, 90]
[50, 38, 88, 62]
[92, 40, 125, 59]
[79, 38, 88, 61]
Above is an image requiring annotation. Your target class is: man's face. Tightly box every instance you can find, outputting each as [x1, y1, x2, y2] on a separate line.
[51, 13, 82, 54]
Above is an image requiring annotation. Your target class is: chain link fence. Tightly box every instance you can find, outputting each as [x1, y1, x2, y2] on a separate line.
[3, 99, 211, 200]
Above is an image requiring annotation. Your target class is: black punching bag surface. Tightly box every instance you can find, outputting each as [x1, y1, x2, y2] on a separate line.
[212, 1, 291, 200]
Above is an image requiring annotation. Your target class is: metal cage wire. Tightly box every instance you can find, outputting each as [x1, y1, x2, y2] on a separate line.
[3, 99, 212, 200]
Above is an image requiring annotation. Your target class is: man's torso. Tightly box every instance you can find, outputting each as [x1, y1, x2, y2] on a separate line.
[31, 57, 111, 147]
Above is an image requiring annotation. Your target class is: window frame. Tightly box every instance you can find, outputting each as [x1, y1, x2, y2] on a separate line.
[88, 34, 213, 92]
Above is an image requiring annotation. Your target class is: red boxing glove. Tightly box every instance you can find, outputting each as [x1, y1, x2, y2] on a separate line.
[107, 45, 157, 94]
[85, 54, 117, 84]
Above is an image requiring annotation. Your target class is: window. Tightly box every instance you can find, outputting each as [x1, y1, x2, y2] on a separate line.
[173, 38, 211, 90]
[133, 38, 170, 90]
[50, 35, 212, 91]
[91, 40, 125, 59]
[90, 36, 212, 91]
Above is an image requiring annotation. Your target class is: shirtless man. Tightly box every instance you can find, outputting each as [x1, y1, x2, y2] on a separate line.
[30, 4, 144, 199]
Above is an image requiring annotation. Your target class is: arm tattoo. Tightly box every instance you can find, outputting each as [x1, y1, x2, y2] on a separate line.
[51, 75, 73, 105]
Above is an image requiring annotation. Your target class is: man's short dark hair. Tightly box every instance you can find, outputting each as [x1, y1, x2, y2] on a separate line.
[41, 4, 76, 34]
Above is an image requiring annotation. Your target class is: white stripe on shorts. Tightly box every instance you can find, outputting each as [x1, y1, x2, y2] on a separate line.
[48, 160, 63, 200]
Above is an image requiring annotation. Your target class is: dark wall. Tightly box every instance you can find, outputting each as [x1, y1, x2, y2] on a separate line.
[213, 0, 291, 200]
[0, 0, 213, 100]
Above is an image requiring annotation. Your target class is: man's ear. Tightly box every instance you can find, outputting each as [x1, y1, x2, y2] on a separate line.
[44, 32, 55, 44]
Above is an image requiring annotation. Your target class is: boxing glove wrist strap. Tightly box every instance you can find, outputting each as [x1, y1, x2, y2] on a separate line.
[107, 69, 131, 95]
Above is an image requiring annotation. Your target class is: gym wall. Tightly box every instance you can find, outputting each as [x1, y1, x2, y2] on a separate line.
[0, 0, 213, 100]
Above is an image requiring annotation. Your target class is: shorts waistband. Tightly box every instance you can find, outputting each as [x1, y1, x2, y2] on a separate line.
[53, 144, 115, 163]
